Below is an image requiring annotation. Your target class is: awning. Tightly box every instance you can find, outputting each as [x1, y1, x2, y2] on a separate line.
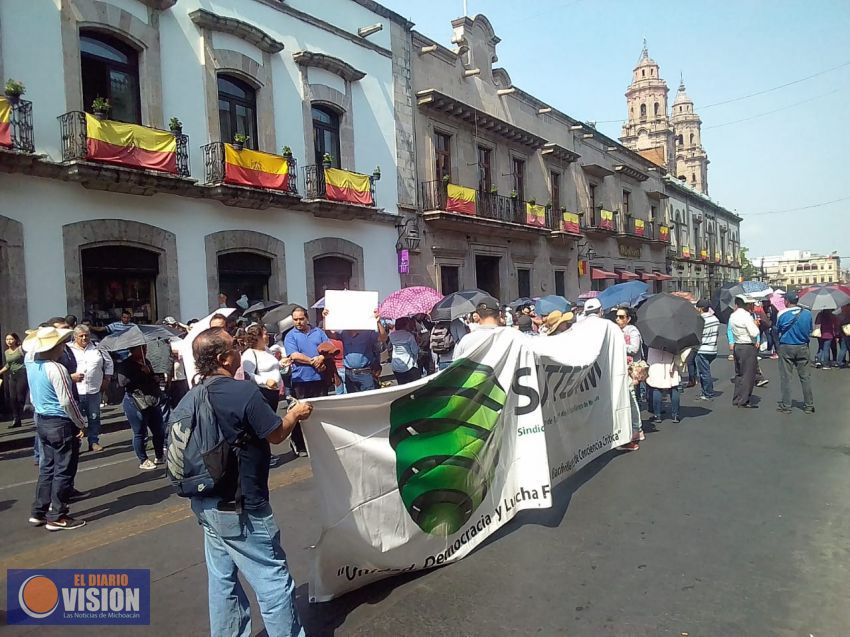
[616, 269, 640, 281]
[653, 271, 673, 281]
[591, 268, 618, 280]
[640, 272, 658, 281]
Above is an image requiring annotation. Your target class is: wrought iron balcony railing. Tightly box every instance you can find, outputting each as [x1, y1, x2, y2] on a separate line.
[304, 164, 376, 206]
[201, 142, 298, 196]
[58, 111, 190, 177]
[585, 207, 618, 233]
[0, 98, 34, 153]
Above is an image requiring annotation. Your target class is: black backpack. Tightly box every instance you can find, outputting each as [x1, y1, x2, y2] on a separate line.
[166, 379, 243, 501]
[429, 322, 456, 354]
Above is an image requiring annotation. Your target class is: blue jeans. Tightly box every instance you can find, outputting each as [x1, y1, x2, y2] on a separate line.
[651, 386, 680, 420]
[344, 368, 377, 393]
[32, 416, 80, 521]
[79, 392, 102, 445]
[190, 498, 303, 637]
[695, 353, 716, 397]
[629, 386, 641, 437]
[817, 338, 833, 365]
[838, 335, 850, 366]
[122, 394, 165, 462]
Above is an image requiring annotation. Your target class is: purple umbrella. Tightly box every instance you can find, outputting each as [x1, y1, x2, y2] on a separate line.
[379, 286, 443, 320]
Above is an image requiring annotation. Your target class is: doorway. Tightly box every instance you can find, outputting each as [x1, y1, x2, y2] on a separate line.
[82, 245, 159, 324]
[218, 252, 272, 307]
[475, 255, 501, 298]
[314, 256, 353, 302]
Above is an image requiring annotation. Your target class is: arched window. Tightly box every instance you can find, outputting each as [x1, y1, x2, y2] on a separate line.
[217, 252, 271, 304]
[639, 103, 647, 119]
[312, 105, 341, 168]
[80, 30, 141, 124]
[641, 69, 645, 78]
[218, 74, 258, 150]
[654, 102, 660, 116]
[689, 132, 695, 146]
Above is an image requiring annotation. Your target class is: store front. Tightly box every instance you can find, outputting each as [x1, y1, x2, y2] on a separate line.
[82, 245, 158, 324]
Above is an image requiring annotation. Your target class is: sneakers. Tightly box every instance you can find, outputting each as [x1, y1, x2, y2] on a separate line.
[770, 353, 779, 360]
[727, 354, 734, 361]
[650, 416, 662, 424]
[637, 429, 646, 442]
[139, 459, 158, 470]
[756, 379, 770, 388]
[777, 404, 792, 414]
[698, 395, 712, 401]
[804, 406, 816, 414]
[45, 517, 86, 532]
[28, 515, 47, 527]
[617, 441, 640, 452]
[672, 415, 681, 423]
[154, 457, 164, 465]
[89, 442, 103, 452]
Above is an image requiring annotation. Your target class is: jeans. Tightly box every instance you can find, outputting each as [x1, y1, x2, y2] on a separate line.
[650, 386, 679, 420]
[6, 369, 28, 425]
[732, 343, 758, 406]
[190, 499, 303, 637]
[32, 415, 80, 521]
[629, 386, 641, 437]
[78, 392, 102, 445]
[122, 394, 165, 462]
[838, 335, 850, 366]
[344, 368, 377, 393]
[394, 367, 422, 386]
[695, 353, 716, 397]
[816, 338, 833, 365]
[778, 343, 814, 409]
[686, 350, 697, 384]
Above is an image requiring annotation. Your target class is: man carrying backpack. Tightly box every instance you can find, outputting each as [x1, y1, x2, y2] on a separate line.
[174, 328, 313, 637]
[430, 318, 468, 370]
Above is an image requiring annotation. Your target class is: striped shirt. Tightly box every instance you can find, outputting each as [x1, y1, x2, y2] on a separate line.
[698, 313, 720, 355]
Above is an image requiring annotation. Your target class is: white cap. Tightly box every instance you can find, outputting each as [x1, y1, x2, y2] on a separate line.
[583, 298, 602, 313]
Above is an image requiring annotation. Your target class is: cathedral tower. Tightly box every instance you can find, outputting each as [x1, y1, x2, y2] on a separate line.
[671, 77, 709, 194]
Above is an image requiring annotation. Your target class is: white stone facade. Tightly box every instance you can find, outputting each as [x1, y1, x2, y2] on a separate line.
[753, 251, 842, 289]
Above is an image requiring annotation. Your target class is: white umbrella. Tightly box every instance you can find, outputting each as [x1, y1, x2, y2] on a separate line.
[179, 308, 237, 387]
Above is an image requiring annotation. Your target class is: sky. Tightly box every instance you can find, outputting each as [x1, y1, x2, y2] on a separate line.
[379, 0, 850, 261]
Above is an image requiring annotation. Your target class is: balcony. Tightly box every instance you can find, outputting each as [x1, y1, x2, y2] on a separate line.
[678, 246, 692, 260]
[57, 111, 193, 196]
[420, 179, 557, 234]
[201, 142, 298, 210]
[620, 215, 652, 243]
[0, 98, 34, 153]
[302, 164, 387, 221]
[584, 208, 618, 236]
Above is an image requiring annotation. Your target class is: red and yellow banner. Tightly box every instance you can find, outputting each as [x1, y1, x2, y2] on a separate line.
[700, 249, 708, 261]
[224, 144, 290, 190]
[0, 98, 11, 148]
[445, 184, 476, 215]
[634, 218, 645, 236]
[525, 203, 547, 228]
[599, 209, 615, 230]
[715, 251, 722, 263]
[659, 225, 670, 242]
[325, 167, 373, 206]
[561, 211, 580, 234]
[85, 114, 177, 173]
[578, 259, 587, 276]
[681, 246, 691, 259]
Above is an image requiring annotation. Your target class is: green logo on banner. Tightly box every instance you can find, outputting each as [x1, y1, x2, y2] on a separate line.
[389, 359, 507, 537]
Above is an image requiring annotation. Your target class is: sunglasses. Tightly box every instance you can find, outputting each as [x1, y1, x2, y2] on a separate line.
[615, 314, 628, 319]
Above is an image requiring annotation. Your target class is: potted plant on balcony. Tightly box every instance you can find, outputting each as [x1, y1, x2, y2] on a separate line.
[281, 145, 293, 159]
[510, 190, 518, 200]
[233, 133, 249, 151]
[372, 166, 381, 181]
[169, 117, 183, 135]
[527, 198, 536, 206]
[91, 96, 110, 120]
[560, 206, 568, 214]
[4, 79, 25, 105]
[489, 185, 498, 195]
[441, 174, 450, 186]
[322, 153, 334, 169]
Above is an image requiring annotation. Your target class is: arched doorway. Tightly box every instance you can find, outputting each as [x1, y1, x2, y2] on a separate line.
[217, 252, 272, 307]
[313, 256, 352, 302]
[81, 245, 159, 323]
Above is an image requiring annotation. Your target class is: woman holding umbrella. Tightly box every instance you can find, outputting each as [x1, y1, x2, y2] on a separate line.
[814, 310, 837, 368]
[646, 348, 681, 424]
[117, 343, 165, 470]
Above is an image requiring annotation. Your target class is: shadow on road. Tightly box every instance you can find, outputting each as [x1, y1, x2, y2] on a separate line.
[74, 472, 173, 522]
[0, 499, 16, 513]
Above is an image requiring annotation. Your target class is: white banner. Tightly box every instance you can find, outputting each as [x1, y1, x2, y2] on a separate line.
[303, 319, 631, 601]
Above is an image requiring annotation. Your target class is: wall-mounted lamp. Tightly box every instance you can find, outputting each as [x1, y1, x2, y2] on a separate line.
[497, 87, 516, 95]
[395, 217, 421, 252]
[358, 23, 383, 38]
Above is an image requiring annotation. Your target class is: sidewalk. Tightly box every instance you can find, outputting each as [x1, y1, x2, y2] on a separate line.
[0, 405, 129, 453]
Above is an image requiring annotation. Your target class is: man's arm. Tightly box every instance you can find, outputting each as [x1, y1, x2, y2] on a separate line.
[267, 401, 313, 444]
[45, 362, 86, 430]
[745, 316, 760, 339]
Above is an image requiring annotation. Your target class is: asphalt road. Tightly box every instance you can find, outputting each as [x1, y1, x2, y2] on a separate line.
[1, 353, 849, 636]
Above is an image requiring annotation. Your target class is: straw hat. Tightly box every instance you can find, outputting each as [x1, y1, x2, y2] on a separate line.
[544, 310, 575, 334]
[22, 326, 74, 353]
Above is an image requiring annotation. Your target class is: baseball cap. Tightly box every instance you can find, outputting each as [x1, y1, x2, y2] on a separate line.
[583, 298, 602, 313]
[476, 296, 501, 312]
[785, 291, 799, 304]
[695, 299, 711, 310]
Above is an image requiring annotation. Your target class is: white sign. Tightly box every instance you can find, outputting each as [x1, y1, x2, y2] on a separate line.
[303, 319, 631, 601]
[323, 290, 380, 331]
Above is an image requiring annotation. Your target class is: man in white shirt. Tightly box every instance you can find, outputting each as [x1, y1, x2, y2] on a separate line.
[68, 325, 113, 451]
[452, 297, 503, 360]
[578, 298, 603, 322]
[728, 295, 760, 408]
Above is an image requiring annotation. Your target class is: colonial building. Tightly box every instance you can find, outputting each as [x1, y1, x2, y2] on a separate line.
[753, 251, 842, 289]
[0, 0, 411, 335]
[402, 15, 673, 301]
[620, 44, 710, 195]
[664, 177, 742, 298]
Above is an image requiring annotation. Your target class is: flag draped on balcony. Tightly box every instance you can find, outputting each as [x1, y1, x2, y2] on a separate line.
[659, 225, 670, 242]
[324, 167, 373, 205]
[445, 184, 476, 215]
[525, 203, 547, 228]
[700, 249, 708, 260]
[681, 246, 691, 259]
[224, 144, 290, 190]
[715, 251, 721, 263]
[600, 209, 615, 230]
[634, 219, 645, 236]
[85, 114, 177, 174]
[561, 211, 580, 234]
[0, 98, 11, 148]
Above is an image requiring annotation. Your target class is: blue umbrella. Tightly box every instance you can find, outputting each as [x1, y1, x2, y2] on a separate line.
[597, 281, 650, 311]
[740, 280, 770, 294]
[534, 295, 571, 316]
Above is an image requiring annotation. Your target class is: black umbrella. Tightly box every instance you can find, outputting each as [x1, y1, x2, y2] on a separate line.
[637, 293, 705, 353]
[712, 282, 736, 324]
[262, 303, 303, 328]
[244, 299, 285, 315]
[509, 297, 533, 310]
[799, 287, 850, 312]
[430, 289, 493, 322]
[98, 325, 180, 351]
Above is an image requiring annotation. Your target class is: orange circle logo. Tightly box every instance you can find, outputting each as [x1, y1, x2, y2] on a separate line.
[19, 575, 59, 619]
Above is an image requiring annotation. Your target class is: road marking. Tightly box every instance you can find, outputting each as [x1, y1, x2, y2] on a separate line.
[0, 456, 137, 491]
[0, 462, 313, 572]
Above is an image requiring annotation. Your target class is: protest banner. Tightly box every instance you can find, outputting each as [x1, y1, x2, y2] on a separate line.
[303, 319, 631, 601]
[323, 290, 380, 331]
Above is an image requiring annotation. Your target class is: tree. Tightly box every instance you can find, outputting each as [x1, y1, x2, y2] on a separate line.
[739, 246, 758, 280]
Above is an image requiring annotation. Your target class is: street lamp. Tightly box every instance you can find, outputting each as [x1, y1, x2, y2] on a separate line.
[395, 217, 421, 252]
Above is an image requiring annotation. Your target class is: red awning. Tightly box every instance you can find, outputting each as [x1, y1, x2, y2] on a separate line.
[653, 271, 673, 281]
[617, 269, 640, 281]
[591, 268, 618, 280]
[640, 272, 658, 281]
